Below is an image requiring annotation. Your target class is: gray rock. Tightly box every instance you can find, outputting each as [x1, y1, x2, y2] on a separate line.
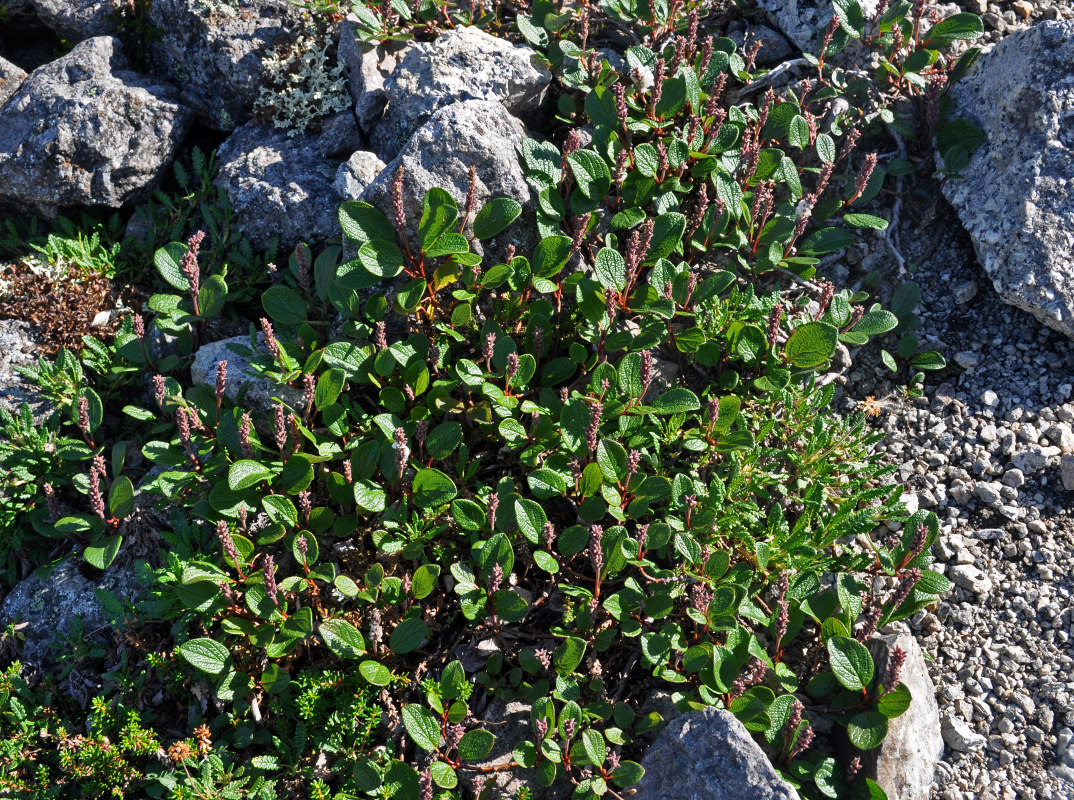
[1010, 444, 1060, 475]
[941, 713, 986, 752]
[334, 150, 386, 200]
[0, 37, 194, 216]
[191, 334, 303, 414]
[948, 563, 992, 594]
[360, 100, 537, 267]
[370, 25, 550, 159]
[317, 109, 364, 159]
[757, 0, 881, 53]
[864, 633, 944, 800]
[457, 698, 545, 799]
[147, 0, 304, 131]
[941, 21, 1074, 340]
[0, 320, 51, 424]
[0, 558, 145, 671]
[0, 55, 27, 108]
[27, 0, 117, 42]
[632, 707, 799, 800]
[337, 21, 410, 131]
[214, 122, 344, 252]
[728, 24, 794, 67]
[1060, 454, 1074, 491]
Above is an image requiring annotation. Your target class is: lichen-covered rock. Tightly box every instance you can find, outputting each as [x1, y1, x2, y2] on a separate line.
[0, 558, 146, 671]
[757, 0, 880, 53]
[941, 20, 1074, 340]
[370, 25, 550, 159]
[0, 55, 28, 108]
[191, 334, 303, 414]
[26, 0, 118, 42]
[334, 150, 386, 200]
[0, 36, 194, 216]
[631, 707, 800, 800]
[863, 633, 944, 800]
[360, 100, 536, 267]
[0, 320, 50, 424]
[147, 0, 305, 131]
[213, 122, 344, 252]
[337, 20, 410, 131]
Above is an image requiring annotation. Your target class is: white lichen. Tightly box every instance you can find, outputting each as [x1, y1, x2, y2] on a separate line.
[253, 24, 352, 137]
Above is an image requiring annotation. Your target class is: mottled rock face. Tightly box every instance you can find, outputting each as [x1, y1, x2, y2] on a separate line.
[213, 122, 345, 252]
[360, 99, 537, 267]
[147, 0, 305, 131]
[0, 55, 28, 108]
[369, 25, 551, 159]
[26, 0, 118, 42]
[756, 0, 880, 53]
[0, 558, 146, 671]
[190, 334, 304, 414]
[863, 633, 945, 800]
[334, 150, 386, 201]
[337, 21, 410, 131]
[0, 36, 194, 216]
[632, 707, 800, 800]
[941, 20, 1074, 340]
[0, 320, 50, 424]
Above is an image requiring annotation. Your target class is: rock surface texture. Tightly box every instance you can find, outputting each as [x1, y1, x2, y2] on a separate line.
[191, 334, 304, 414]
[147, 0, 303, 130]
[361, 100, 537, 266]
[631, 707, 800, 800]
[0, 320, 50, 424]
[370, 25, 550, 158]
[214, 122, 345, 252]
[337, 23, 410, 131]
[758, 0, 881, 52]
[0, 36, 194, 216]
[942, 20, 1074, 340]
[0, 55, 27, 108]
[864, 633, 945, 800]
[27, 0, 118, 42]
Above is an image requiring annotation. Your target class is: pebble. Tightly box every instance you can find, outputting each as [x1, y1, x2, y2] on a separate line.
[955, 351, 981, 369]
[943, 714, 987, 751]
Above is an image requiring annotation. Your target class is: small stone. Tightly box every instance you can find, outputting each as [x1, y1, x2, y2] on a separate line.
[954, 280, 979, 304]
[1001, 469, 1025, 488]
[949, 564, 993, 594]
[1012, 444, 1060, 475]
[1011, 0, 1033, 19]
[980, 424, 999, 443]
[942, 714, 987, 751]
[954, 351, 980, 369]
[975, 481, 1003, 506]
[1061, 455, 1074, 491]
[981, 390, 1000, 408]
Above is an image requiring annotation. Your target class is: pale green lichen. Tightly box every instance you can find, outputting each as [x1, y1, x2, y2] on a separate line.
[253, 24, 351, 137]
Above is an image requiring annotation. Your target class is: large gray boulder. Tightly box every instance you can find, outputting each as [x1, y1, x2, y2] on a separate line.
[0, 558, 145, 672]
[214, 122, 344, 252]
[27, 0, 117, 42]
[0, 55, 27, 108]
[0, 36, 193, 216]
[632, 707, 800, 800]
[191, 334, 304, 414]
[941, 20, 1074, 340]
[863, 633, 944, 800]
[370, 25, 550, 159]
[146, 0, 305, 131]
[360, 100, 537, 267]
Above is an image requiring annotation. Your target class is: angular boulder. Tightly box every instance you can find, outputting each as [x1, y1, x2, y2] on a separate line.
[27, 0, 118, 42]
[360, 100, 537, 267]
[191, 334, 304, 414]
[863, 633, 944, 800]
[214, 122, 345, 252]
[631, 707, 800, 800]
[337, 20, 410, 132]
[941, 20, 1074, 340]
[0, 55, 28, 108]
[147, 0, 304, 130]
[0, 36, 194, 216]
[757, 0, 880, 53]
[370, 25, 550, 159]
[334, 150, 386, 201]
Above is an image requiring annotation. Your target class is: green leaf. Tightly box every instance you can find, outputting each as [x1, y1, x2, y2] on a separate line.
[567, 150, 612, 200]
[852, 310, 899, 337]
[843, 213, 889, 230]
[788, 115, 810, 149]
[154, 242, 191, 291]
[799, 227, 855, 256]
[911, 351, 946, 370]
[315, 369, 345, 410]
[419, 187, 458, 250]
[647, 213, 687, 262]
[924, 12, 984, 48]
[532, 235, 573, 278]
[848, 711, 889, 750]
[651, 388, 700, 415]
[228, 460, 274, 491]
[596, 439, 628, 482]
[107, 476, 134, 520]
[473, 198, 523, 240]
[320, 619, 366, 659]
[827, 636, 875, 692]
[581, 729, 606, 767]
[197, 274, 228, 318]
[515, 498, 547, 546]
[261, 285, 307, 326]
[338, 201, 396, 243]
[412, 564, 440, 599]
[177, 638, 229, 676]
[359, 660, 392, 686]
[555, 636, 587, 674]
[528, 468, 567, 499]
[816, 132, 836, 164]
[83, 535, 122, 570]
[457, 729, 496, 762]
[451, 499, 487, 531]
[610, 761, 645, 788]
[77, 388, 103, 433]
[354, 479, 387, 512]
[402, 704, 441, 751]
[878, 682, 912, 718]
[412, 468, 458, 508]
[389, 618, 428, 654]
[594, 247, 626, 292]
[358, 240, 406, 279]
[784, 322, 838, 368]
